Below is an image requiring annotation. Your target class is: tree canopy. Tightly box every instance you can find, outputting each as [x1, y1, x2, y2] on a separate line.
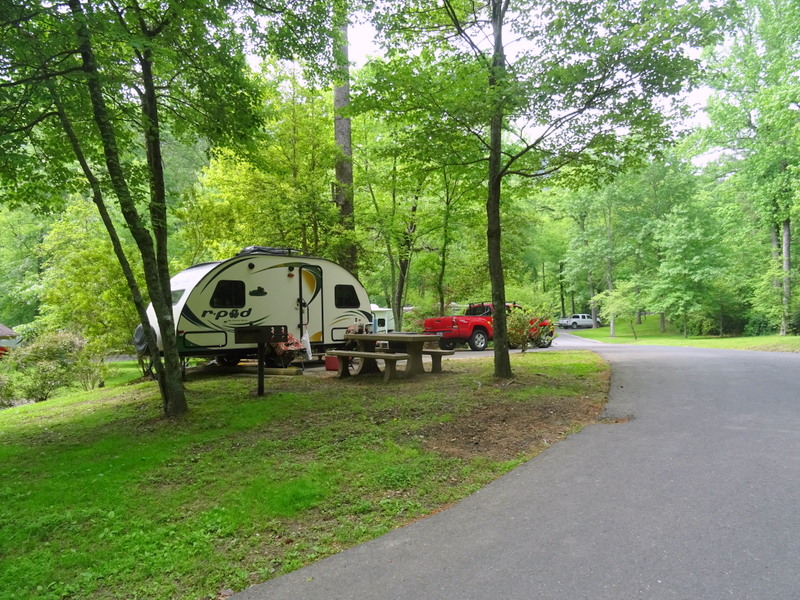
[3, 0, 800, 410]
[0, 0, 349, 415]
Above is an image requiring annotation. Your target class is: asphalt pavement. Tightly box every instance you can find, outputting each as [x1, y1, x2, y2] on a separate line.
[234, 334, 800, 599]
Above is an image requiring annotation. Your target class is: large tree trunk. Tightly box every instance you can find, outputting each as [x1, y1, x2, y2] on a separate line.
[333, 18, 357, 274]
[487, 164, 511, 377]
[139, 50, 187, 416]
[68, 0, 186, 416]
[487, 0, 512, 379]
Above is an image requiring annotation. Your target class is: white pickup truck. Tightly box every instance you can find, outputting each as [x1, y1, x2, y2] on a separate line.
[557, 313, 599, 329]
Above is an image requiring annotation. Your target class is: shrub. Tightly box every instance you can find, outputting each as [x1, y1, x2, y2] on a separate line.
[73, 354, 109, 391]
[528, 316, 556, 348]
[400, 303, 437, 332]
[0, 373, 13, 407]
[507, 308, 535, 351]
[789, 309, 800, 336]
[743, 312, 776, 337]
[6, 331, 85, 402]
[507, 308, 555, 351]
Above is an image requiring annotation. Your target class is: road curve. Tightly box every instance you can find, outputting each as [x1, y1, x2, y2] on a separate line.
[234, 341, 800, 600]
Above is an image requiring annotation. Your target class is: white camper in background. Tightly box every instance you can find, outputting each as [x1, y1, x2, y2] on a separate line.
[370, 304, 395, 334]
[135, 246, 372, 366]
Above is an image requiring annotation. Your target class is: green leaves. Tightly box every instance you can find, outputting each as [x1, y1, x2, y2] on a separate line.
[362, 0, 729, 187]
[174, 72, 341, 262]
[35, 198, 143, 356]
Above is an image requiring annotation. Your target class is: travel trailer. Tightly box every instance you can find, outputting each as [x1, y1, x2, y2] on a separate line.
[135, 246, 373, 366]
[370, 304, 395, 334]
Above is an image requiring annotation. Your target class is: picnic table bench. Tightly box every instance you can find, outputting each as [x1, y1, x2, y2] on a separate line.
[421, 348, 455, 373]
[325, 350, 411, 382]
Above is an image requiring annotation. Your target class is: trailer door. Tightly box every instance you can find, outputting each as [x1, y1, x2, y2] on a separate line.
[298, 264, 324, 343]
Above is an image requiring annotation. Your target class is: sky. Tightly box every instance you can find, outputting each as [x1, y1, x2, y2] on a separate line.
[349, 21, 379, 67]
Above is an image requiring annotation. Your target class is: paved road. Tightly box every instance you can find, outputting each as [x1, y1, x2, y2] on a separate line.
[235, 337, 800, 599]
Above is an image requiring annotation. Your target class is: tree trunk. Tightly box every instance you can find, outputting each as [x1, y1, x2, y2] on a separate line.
[393, 199, 418, 331]
[436, 194, 452, 317]
[68, 0, 186, 416]
[364, 154, 398, 316]
[608, 282, 616, 338]
[605, 202, 616, 333]
[606, 253, 614, 337]
[436, 239, 449, 317]
[487, 0, 512, 379]
[781, 218, 791, 336]
[636, 283, 643, 325]
[541, 261, 546, 293]
[588, 280, 599, 328]
[333, 17, 357, 274]
[139, 50, 187, 416]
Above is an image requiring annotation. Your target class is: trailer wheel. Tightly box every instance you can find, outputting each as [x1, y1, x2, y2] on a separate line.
[216, 355, 241, 367]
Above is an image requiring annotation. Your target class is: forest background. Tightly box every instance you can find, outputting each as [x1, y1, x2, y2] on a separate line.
[2, 0, 800, 379]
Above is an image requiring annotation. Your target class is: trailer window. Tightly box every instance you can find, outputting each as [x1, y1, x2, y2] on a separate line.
[171, 289, 184, 306]
[210, 280, 246, 308]
[335, 284, 361, 308]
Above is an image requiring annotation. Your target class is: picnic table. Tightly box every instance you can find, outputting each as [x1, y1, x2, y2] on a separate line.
[326, 332, 455, 381]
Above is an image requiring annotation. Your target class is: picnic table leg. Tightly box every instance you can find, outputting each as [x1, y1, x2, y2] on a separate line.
[336, 355, 352, 378]
[429, 353, 443, 374]
[353, 341, 381, 375]
[354, 357, 380, 375]
[382, 360, 398, 382]
[405, 342, 426, 376]
[408, 342, 425, 375]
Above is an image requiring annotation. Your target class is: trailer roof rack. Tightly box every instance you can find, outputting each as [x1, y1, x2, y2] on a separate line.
[237, 246, 304, 257]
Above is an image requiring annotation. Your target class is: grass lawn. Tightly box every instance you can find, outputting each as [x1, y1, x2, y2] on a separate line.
[565, 316, 800, 352]
[0, 351, 608, 600]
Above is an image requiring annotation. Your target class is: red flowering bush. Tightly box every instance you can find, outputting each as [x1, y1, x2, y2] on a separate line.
[507, 309, 556, 351]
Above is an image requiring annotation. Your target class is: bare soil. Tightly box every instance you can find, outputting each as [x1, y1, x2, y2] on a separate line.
[418, 397, 603, 462]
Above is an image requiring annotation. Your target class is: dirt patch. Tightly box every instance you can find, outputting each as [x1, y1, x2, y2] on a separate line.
[418, 398, 603, 462]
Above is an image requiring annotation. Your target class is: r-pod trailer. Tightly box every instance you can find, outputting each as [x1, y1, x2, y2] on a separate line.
[134, 246, 373, 367]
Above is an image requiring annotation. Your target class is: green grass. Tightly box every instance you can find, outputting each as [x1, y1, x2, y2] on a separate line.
[565, 316, 800, 352]
[101, 360, 148, 387]
[0, 352, 608, 600]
